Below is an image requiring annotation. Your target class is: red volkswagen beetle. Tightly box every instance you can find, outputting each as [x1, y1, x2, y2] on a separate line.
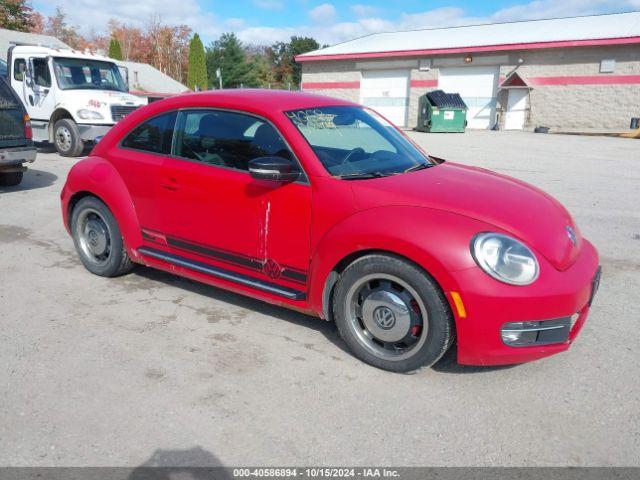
[61, 90, 601, 372]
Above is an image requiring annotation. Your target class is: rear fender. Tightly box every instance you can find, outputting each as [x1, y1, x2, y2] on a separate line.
[61, 156, 141, 252]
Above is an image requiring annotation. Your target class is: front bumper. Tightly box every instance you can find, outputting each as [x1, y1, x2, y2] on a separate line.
[77, 124, 113, 142]
[450, 239, 600, 366]
[0, 146, 37, 169]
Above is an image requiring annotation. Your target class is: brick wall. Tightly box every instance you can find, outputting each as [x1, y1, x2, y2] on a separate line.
[300, 44, 640, 131]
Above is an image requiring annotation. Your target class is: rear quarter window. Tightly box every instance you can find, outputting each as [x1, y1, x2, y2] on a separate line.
[121, 112, 177, 154]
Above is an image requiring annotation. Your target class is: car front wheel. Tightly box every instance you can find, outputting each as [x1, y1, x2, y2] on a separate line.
[54, 118, 84, 157]
[70, 196, 134, 277]
[333, 254, 455, 373]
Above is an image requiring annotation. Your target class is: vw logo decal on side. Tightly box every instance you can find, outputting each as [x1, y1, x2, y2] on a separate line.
[566, 226, 577, 246]
[373, 306, 396, 330]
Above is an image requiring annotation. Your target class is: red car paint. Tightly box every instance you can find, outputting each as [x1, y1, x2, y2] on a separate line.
[60, 90, 599, 366]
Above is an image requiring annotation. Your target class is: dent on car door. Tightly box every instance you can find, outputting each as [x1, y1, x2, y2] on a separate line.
[158, 108, 312, 297]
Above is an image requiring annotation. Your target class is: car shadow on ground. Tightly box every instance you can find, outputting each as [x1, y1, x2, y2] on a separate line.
[133, 266, 519, 375]
[132, 266, 351, 356]
[0, 168, 57, 193]
[127, 446, 230, 479]
[36, 142, 93, 156]
[432, 345, 517, 374]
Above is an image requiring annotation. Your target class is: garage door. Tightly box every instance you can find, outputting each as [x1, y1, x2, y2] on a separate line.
[360, 70, 409, 127]
[438, 67, 499, 129]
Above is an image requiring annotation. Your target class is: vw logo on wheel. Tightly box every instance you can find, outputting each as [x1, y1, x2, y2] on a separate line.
[373, 306, 396, 330]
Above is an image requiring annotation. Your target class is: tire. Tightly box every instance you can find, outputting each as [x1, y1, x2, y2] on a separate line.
[333, 254, 455, 373]
[70, 196, 134, 277]
[0, 171, 23, 186]
[54, 118, 84, 157]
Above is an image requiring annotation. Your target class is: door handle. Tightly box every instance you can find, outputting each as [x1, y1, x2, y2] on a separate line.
[161, 177, 179, 191]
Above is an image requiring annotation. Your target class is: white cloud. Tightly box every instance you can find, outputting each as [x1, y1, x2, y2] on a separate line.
[351, 4, 380, 17]
[237, 0, 638, 45]
[38, 0, 223, 39]
[252, 0, 283, 10]
[34, 0, 639, 47]
[489, 0, 636, 22]
[225, 18, 247, 29]
[237, 26, 298, 45]
[308, 3, 337, 24]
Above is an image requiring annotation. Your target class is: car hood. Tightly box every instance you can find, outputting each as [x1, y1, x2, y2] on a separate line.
[350, 162, 581, 271]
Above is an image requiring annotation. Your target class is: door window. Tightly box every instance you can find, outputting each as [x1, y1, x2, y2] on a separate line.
[121, 112, 177, 154]
[174, 109, 294, 171]
[13, 59, 25, 81]
[32, 58, 51, 87]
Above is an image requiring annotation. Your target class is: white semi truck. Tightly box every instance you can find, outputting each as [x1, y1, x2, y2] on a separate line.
[6, 46, 147, 156]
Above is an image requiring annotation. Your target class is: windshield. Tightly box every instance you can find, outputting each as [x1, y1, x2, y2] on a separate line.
[286, 106, 433, 178]
[53, 57, 126, 92]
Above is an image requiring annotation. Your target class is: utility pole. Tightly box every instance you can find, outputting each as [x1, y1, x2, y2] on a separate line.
[216, 68, 222, 89]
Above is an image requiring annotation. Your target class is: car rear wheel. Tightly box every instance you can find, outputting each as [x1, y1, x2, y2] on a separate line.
[0, 171, 23, 186]
[71, 196, 134, 277]
[333, 254, 454, 373]
[54, 118, 84, 157]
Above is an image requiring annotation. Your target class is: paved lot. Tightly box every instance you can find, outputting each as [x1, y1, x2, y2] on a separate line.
[1, 131, 639, 467]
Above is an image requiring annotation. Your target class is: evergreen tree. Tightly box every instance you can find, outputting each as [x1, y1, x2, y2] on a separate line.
[108, 38, 123, 60]
[205, 33, 256, 89]
[187, 33, 208, 91]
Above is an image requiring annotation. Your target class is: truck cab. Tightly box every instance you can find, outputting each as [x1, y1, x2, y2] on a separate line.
[8, 46, 147, 157]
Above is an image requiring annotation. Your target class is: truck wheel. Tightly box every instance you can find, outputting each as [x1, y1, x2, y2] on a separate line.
[71, 196, 134, 277]
[54, 118, 84, 157]
[0, 172, 24, 186]
[332, 254, 455, 373]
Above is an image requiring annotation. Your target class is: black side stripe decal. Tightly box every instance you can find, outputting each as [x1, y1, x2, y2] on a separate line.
[168, 236, 264, 271]
[138, 247, 306, 301]
[141, 228, 308, 285]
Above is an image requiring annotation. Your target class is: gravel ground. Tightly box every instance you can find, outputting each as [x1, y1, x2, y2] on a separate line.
[0, 131, 639, 467]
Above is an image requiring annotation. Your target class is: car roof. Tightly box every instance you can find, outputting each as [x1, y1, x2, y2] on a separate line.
[155, 89, 359, 116]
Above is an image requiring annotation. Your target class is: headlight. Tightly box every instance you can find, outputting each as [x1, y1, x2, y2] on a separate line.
[77, 109, 104, 120]
[472, 233, 539, 285]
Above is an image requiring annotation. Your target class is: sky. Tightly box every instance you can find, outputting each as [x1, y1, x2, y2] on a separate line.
[32, 0, 640, 46]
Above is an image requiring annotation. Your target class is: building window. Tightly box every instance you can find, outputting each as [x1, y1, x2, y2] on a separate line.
[419, 59, 431, 71]
[600, 59, 616, 73]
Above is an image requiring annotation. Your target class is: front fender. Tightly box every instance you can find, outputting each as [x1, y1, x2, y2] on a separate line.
[307, 206, 493, 317]
[61, 156, 141, 251]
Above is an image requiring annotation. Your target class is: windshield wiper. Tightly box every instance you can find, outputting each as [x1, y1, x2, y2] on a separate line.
[404, 162, 432, 173]
[335, 171, 391, 180]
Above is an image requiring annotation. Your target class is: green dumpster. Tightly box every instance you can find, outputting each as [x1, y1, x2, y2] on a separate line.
[415, 90, 467, 133]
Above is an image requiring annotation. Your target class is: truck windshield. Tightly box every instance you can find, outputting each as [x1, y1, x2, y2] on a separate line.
[286, 106, 434, 178]
[53, 57, 126, 92]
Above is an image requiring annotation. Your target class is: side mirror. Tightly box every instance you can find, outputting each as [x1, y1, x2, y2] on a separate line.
[248, 156, 300, 183]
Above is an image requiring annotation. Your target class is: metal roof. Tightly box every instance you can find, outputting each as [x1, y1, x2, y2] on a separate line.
[297, 12, 640, 61]
[118, 60, 189, 95]
[0, 28, 70, 61]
